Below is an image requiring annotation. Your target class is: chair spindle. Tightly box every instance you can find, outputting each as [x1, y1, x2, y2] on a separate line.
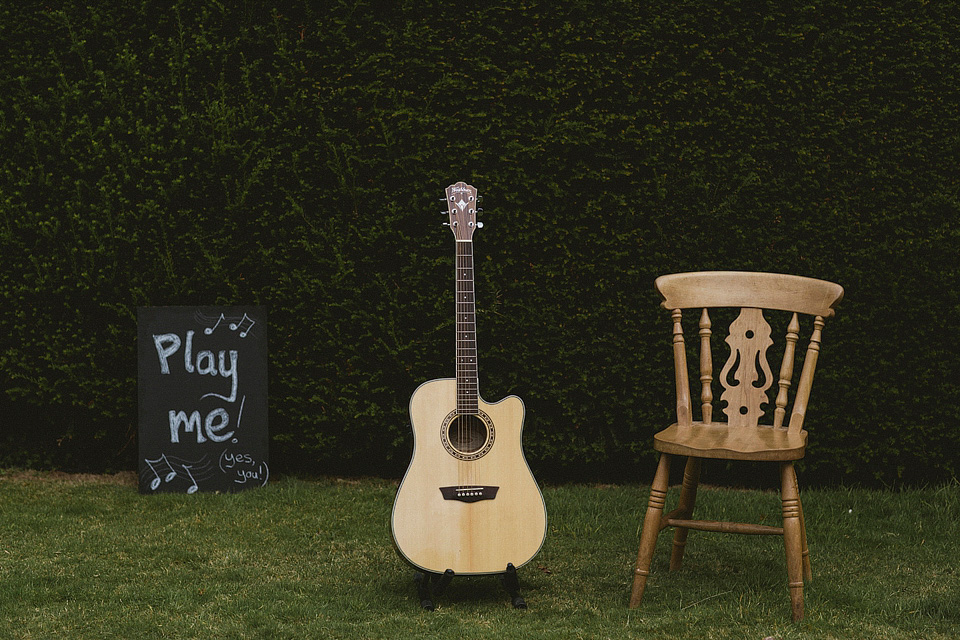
[672, 308, 692, 426]
[788, 316, 825, 433]
[774, 313, 801, 429]
[699, 309, 713, 424]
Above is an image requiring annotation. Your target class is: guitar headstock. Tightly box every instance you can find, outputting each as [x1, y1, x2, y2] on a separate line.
[443, 181, 482, 241]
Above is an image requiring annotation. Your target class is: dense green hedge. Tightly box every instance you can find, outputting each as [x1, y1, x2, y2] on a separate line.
[2, 1, 958, 486]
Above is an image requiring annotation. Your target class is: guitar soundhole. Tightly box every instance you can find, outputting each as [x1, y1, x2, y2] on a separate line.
[441, 410, 495, 461]
[449, 414, 486, 452]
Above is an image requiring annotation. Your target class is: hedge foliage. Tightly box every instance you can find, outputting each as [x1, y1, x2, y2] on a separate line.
[2, 1, 958, 486]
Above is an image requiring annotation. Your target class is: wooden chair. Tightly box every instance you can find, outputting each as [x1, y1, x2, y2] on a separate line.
[629, 271, 843, 621]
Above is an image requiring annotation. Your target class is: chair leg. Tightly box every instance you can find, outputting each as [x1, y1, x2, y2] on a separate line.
[629, 453, 672, 609]
[669, 457, 701, 571]
[798, 492, 812, 583]
[780, 462, 805, 621]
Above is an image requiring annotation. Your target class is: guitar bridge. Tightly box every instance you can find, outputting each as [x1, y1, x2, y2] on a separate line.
[440, 486, 499, 503]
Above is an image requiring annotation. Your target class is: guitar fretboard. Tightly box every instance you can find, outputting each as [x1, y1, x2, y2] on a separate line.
[455, 240, 478, 414]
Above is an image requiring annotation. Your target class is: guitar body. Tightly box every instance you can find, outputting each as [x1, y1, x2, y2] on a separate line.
[391, 378, 547, 575]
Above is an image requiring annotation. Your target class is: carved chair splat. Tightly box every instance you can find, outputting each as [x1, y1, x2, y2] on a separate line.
[629, 271, 843, 622]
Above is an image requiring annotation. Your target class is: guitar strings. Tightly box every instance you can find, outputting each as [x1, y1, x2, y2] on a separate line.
[456, 235, 477, 488]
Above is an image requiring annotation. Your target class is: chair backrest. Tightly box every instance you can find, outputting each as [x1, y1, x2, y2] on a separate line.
[655, 272, 844, 433]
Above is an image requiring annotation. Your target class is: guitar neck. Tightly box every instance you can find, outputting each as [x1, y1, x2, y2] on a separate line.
[444, 180, 482, 415]
[455, 239, 478, 414]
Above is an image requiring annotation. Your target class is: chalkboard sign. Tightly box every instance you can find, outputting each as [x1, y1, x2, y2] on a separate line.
[137, 306, 268, 494]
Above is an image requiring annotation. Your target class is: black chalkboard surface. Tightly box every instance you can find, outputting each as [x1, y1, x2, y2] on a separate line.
[137, 306, 268, 494]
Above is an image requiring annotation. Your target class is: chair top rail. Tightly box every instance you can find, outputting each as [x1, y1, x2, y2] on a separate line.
[655, 271, 844, 318]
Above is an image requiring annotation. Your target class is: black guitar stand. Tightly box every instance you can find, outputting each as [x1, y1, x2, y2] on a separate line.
[414, 563, 527, 610]
[502, 563, 528, 609]
[415, 569, 454, 611]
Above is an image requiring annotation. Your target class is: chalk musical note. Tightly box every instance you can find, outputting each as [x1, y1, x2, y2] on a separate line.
[229, 312, 256, 338]
[182, 464, 199, 494]
[145, 454, 177, 491]
[204, 313, 227, 335]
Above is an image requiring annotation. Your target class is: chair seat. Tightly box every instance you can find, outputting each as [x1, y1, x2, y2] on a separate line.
[653, 422, 807, 461]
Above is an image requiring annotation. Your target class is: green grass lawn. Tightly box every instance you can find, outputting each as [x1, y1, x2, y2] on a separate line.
[0, 470, 957, 639]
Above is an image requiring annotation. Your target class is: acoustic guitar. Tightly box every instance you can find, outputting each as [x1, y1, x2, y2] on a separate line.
[391, 182, 547, 576]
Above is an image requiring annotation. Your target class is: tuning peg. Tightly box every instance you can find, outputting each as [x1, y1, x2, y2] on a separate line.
[476, 221, 484, 228]
[476, 208, 483, 214]
[442, 222, 450, 227]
